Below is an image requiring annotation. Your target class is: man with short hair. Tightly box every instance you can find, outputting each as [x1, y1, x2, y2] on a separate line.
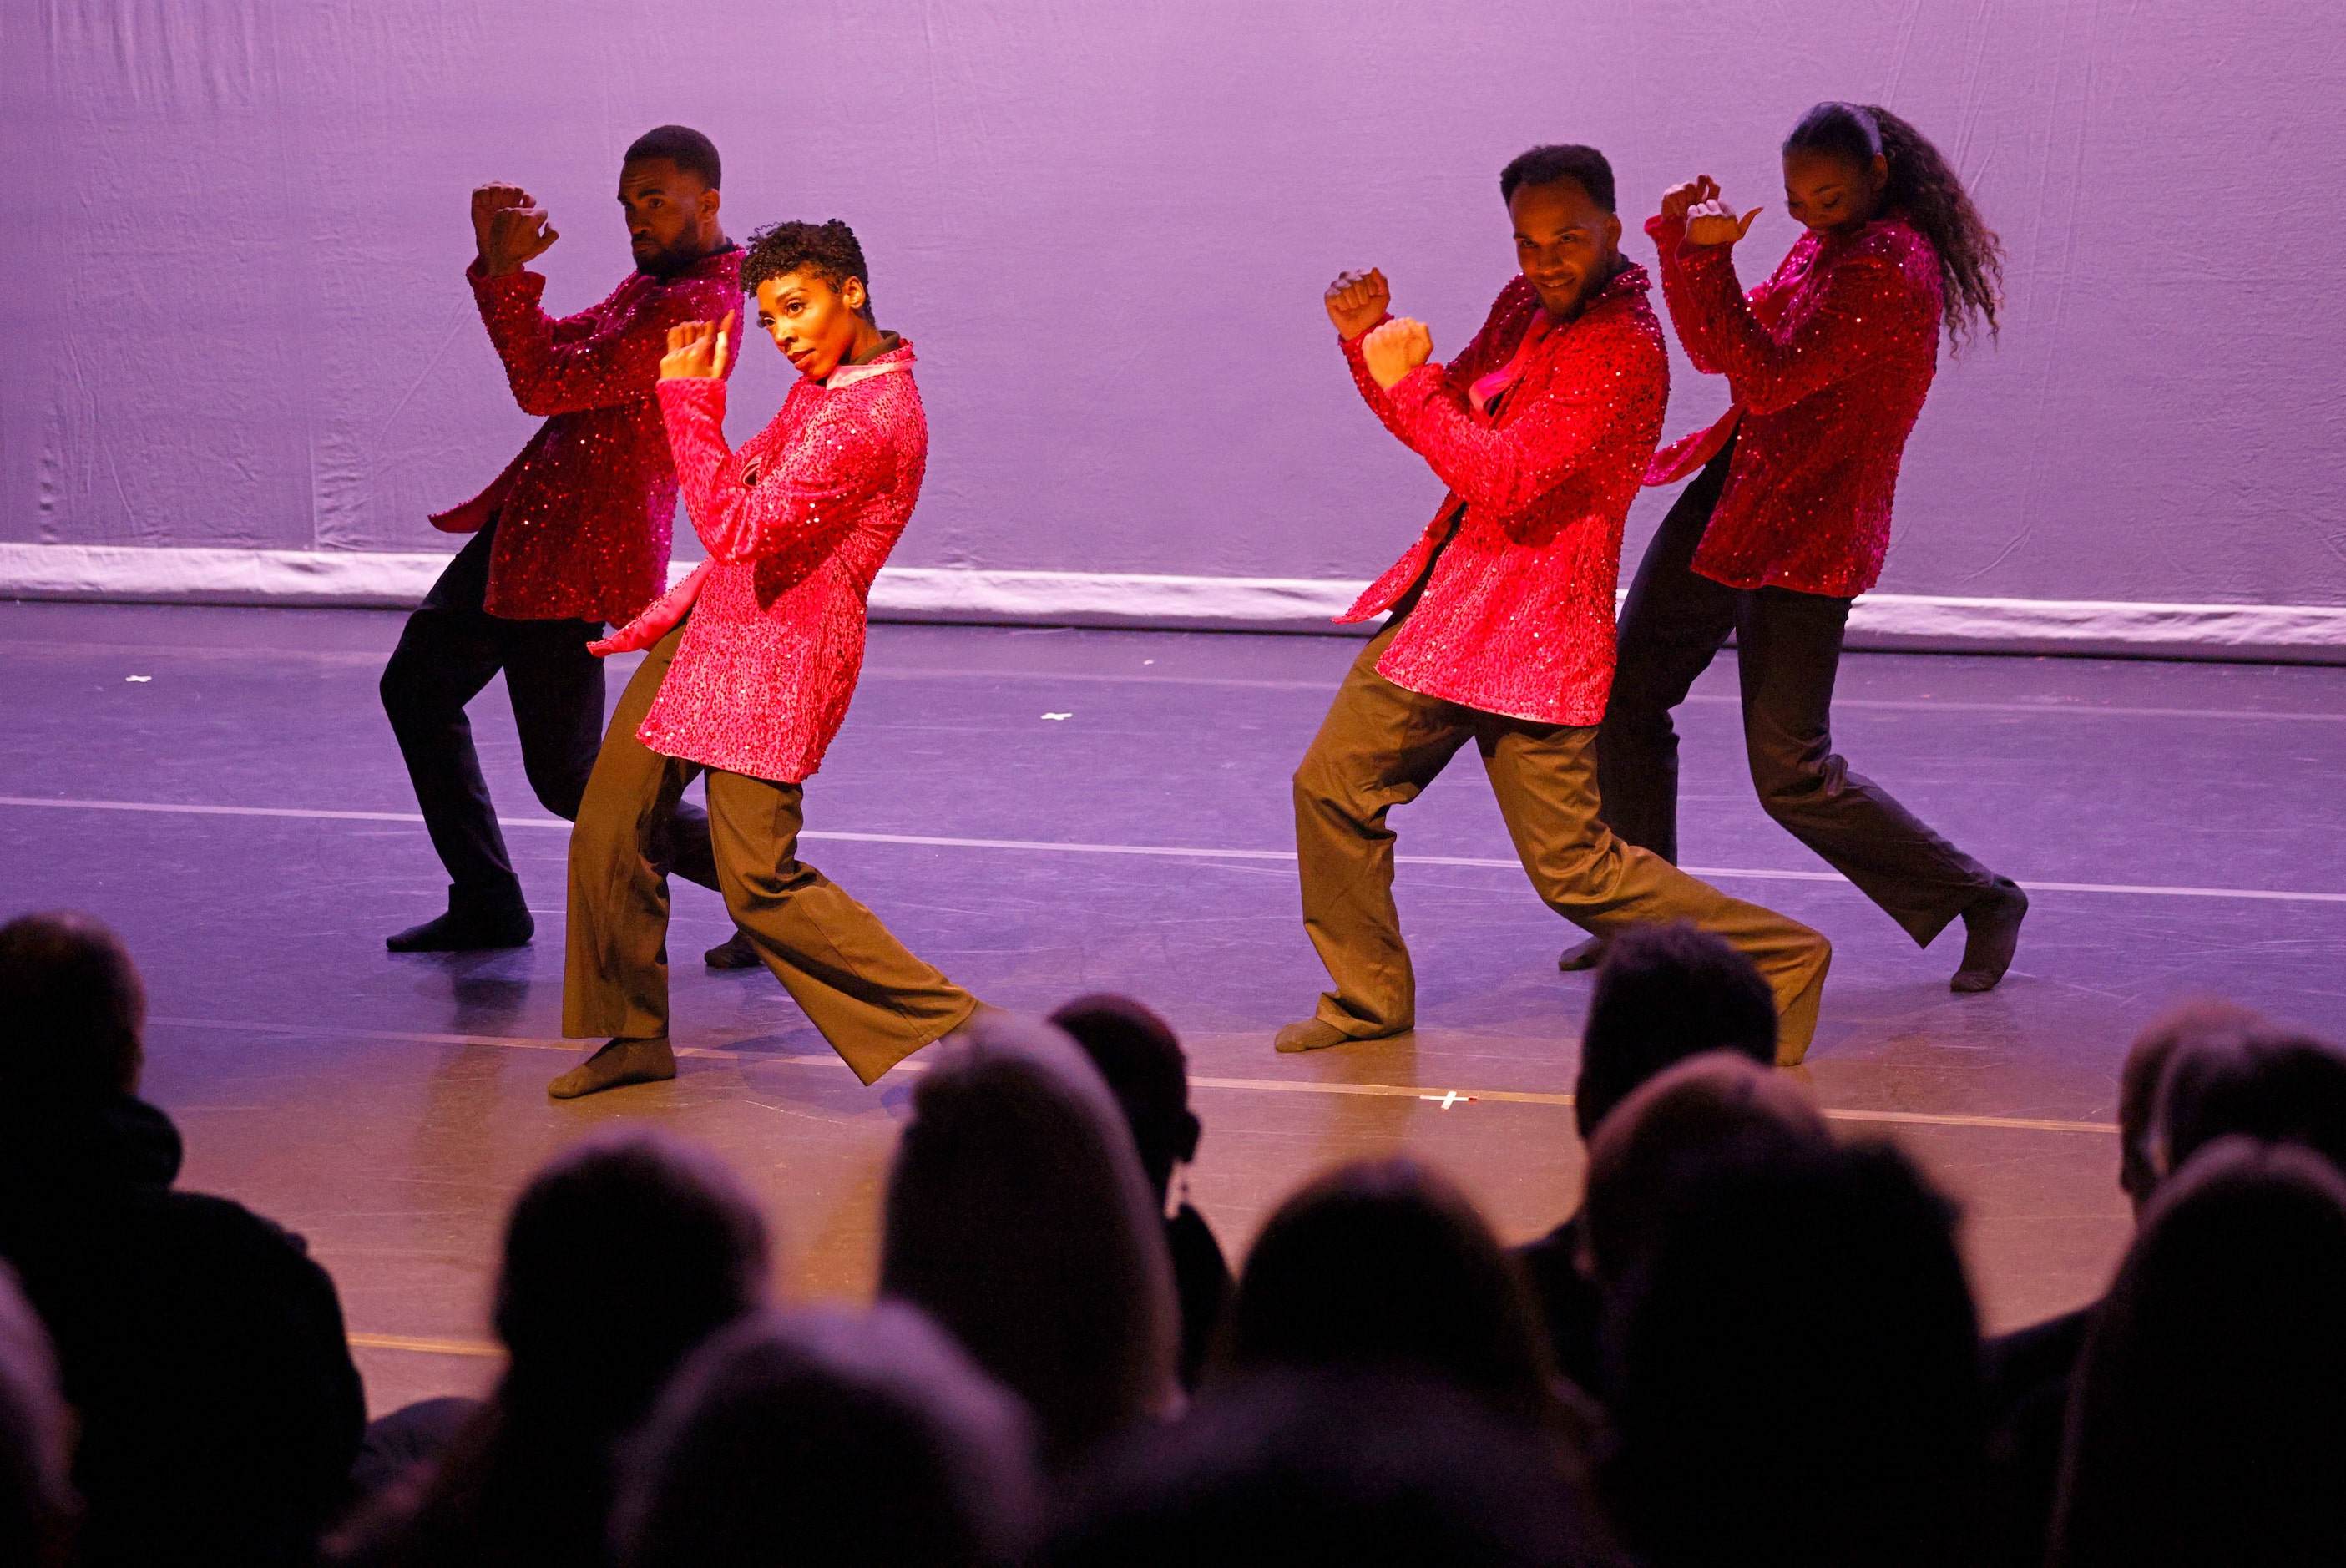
[1049, 993, 1234, 1391]
[1514, 921, 1781, 1388]
[1284, 144, 1833, 1060]
[380, 125, 746, 955]
[0, 913, 364, 1568]
[555, 218, 981, 1099]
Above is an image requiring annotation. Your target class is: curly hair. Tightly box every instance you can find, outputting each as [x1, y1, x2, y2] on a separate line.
[741, 219, 873, 321]
[1499, 144, 1616, 213]
[1784, 103, 2004, 351]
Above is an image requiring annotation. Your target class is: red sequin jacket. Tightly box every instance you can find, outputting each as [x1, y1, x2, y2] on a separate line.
[1337, 266, 1670, 726]
[591, 343, 927, 784]
[428, 249, 742, 625]
[1645, 212, 1941, 598]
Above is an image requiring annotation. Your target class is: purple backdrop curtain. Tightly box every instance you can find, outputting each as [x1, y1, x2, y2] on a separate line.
[3, 0, 2340, 606]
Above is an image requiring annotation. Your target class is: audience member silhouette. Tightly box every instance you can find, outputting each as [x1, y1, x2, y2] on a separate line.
[0, 1262, 76, 1568]
[1517, 922, 1778, 1388]
[879, 1011, 1178, 1469]
[0, 911, 365, 1568]
[1049, 993, 1234, 1389]
[331, 1130, 768, 1568]
[1600, 1137, 1986, 1568]
[1040, 1368, 1629, 1568]
[1978, 997, 2273, 1568]
[614, 1303, 1039, 1568]
[1576, 1053, 1830, 1296]
[2046, 1138, 2346, 1567]
[1217, 1157, 1561, 1433]
[2153, 1022, 2346, 1179]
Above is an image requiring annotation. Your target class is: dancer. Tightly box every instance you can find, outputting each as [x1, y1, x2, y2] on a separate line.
[1285, 145, 1833, 1064]
[1575, 102, 2026, 991]
[380, 125, 751, 958]
[555, 219, 981, 1099]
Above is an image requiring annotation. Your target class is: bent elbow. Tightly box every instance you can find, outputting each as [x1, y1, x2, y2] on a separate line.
[508, 382, 569, 418]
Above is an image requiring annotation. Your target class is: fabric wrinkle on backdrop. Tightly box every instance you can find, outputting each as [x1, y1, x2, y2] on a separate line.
[2, 3, 2339, 614]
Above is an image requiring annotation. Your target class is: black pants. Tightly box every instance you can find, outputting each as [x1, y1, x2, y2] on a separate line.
[379, 521, 716, 911]
[1598, 438, 1998, 946]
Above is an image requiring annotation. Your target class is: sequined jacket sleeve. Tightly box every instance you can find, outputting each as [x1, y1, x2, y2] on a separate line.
[468, 266, 723, 418]
[1374, 311, 1630, 529]
[656, 377, 885, 566]
[1661, 234, 1926, 417]
[1649, 214, 1809, 378]
[1339, 279, 1527, 444]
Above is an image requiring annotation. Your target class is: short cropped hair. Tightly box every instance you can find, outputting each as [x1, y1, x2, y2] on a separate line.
[2154, 1029, 2346, 1181]
[1, 909, 146, 1098]
[624, 124, 721, 190]
[1575, 922, 1777, 1140]
[1500, 144, 1616, 212]
[1049, 994, 1200, 1203]
[741, 219, 873, 319]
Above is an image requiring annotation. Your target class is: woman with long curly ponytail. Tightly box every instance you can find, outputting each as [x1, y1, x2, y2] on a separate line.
[1792, 103, 2005, 350]
[1572, 101, 2030, 995]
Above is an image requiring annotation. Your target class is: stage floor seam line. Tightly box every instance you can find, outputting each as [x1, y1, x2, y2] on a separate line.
[346, 1332, 501, 1360]
[148, 1016, 2119, 1136]
[17, 795, 2346, 906]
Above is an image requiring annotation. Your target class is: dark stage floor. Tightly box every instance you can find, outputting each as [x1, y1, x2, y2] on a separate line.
[8, 600, 2346, 1414]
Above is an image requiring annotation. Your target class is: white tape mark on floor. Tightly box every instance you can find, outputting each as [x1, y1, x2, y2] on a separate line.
[11, 794, 2345, 905]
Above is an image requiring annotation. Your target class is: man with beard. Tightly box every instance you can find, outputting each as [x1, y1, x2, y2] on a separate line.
[379, 126, 751, 959]
[1282, 144, 1833, 1063]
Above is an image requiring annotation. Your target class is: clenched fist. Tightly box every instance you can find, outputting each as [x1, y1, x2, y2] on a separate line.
[473, 181, 559, 276]
[1324, 267, 1392, 340]
[660, 313, 735, 382]
[1684, 194, 1762, 249]
[1362, 316, 1433, 392]
[471, 183, 531, 250]
[1658, 175, 1720, 228]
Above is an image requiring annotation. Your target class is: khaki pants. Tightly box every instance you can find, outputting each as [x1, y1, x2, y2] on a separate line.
[564, 621, 978, 1084]
[1294, 623, 1833, 1064]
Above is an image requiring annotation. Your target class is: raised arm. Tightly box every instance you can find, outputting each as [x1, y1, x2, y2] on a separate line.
[471, 268, 730, 418]
[1334, 271, 1536, 442]
[655, 319, 888, 566]
[1376, 329, 1641, 527]
[1669, 240, 1922, 415]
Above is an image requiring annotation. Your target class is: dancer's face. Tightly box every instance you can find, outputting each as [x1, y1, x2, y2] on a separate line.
[1509, 179, 1624, 321]
[756, 270, 871, 382]
[619, 158, 722, 277]
[1782, 149, 1888, 235]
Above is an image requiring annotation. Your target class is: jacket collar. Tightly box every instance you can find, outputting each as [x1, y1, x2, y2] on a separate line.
[825, 336, 916, 390]
[1580, 260, 1650, 314]
[645, 244, 742, 291]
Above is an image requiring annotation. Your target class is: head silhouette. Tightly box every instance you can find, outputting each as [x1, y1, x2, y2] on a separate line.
[1049, 994, 1201, 1204]
[614, 1303, 1039, 1568]
[1219, 1157, 1554, 1428]
[1575, 922, 1776, 1140]
[1580, 1052, 1831, 1290]
[2049, 1139, 2346, 1566]
[2113, 999, 2269, 1210]
[1, 911, 146, 1100]
[495, 1130, 770, 1431]
[880, 1012, 1177, 1467]
[2152, 1026, 2346, 1183]
[1039, 1368, 1627, 1568]
[1602, 1138, 1984, 1568]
